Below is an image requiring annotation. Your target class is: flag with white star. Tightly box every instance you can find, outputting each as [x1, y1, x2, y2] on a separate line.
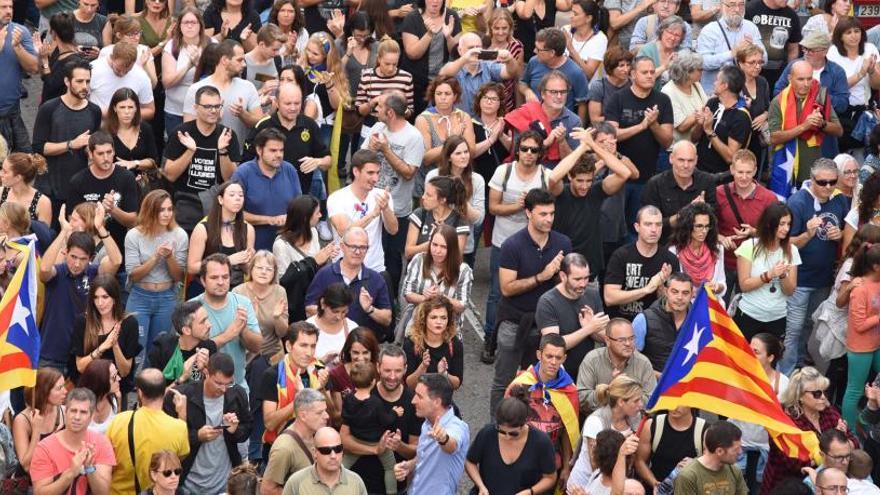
[0, 239, 40, 390]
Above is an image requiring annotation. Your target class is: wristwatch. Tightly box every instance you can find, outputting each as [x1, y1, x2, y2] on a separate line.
[80, 465, 96, 475]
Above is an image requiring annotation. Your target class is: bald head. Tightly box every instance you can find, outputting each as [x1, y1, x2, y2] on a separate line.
[816, 467, 848, 490]
[314, 426, 340, 446]
[791, 60, 813, 78]
[342, 226, 368, 245]
[136, 368, 167, 401]
[458, 32, 483, 57]
[277, 82, 303, 121]
[623, 479, 646, 495]
[789, 60, 815, 97]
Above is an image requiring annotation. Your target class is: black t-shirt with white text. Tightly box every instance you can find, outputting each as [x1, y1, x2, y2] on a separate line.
[746, 0, 802, 85]
[67, 166, 140, 252]
[164, 120, 241, 195]
[604, 88, 674, 183]
[604, 243, 681, 320]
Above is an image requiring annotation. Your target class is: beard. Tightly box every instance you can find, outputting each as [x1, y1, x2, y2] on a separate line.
[724, 14, 743, 28]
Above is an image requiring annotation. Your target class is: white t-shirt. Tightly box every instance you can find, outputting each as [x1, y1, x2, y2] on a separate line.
[488, 162, 552, 247]
[361, 122, 425, 218]
[327, 185, 395, 272]
[307, 314, 357, 361]
[184, 76, 261, 148]
[735, 239, 802, 321]
[89, 57, 154, 111]
[564, 27, 608, 83]
[568, 411, 633, 491]
[828, 43, 880, 106]
[662, 80, 708, 144]
[163, 41, 205, 117]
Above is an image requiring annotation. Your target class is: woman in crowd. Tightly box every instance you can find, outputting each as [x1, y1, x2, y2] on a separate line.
[565, 0, 608, 82]
[233, 250, 288, 362]
[361, 0, 395, 40]
[512, 0, 571, 59]
[736, 43, 771, 165]
[634, 406, 703, 491]
[355, 38, 415, 133]
[307, 283, 357, 364]
[828, 17, 880, 154]
[137, 0, 174, 58]
[843, 172, 880, 253]
[125, 190, 189, 364]
[66, 203, 103, 254]
[637, 16, 688, 91]
[77, 358, 122, 433]
[0, 203, 31, 288]
[416, 76, 476, 171]
[568, 374, 643, 489]
[12, 368, 66, 472]
[300, 31, 350, 156]
[428, 135, 486, 267]
[465, 392, 557, 495]
[485, 9, 523, 113]
[734, 202, 801, 341]
[801, 0, 852, 38]
[403, 296, 463, 390]
[187, 181, 255, 294]
[835, 153, 859, 208]
[405, 175, 470, 259]
[70, 274, 141, 394]
[400, 0, 462, 117]
[162, 6, 211, 136]
[587, 46, 632, 125]
[338, 12, 378, 177]
[38, 13, 86, 103]
[100, 14, 158, 87]
[0, 152, 50, 224]
[73, 0, 109, 55]
[105, 88, 159, 187]
[668, 202, 726, 296]
[470, 84, 511, 187]
[328, 327, 380, 424]
[143, 450, 184, 495]
[203, 0, 261, 50]
[661, 52, 707, 144]
[843, 242, 880, 427]
[269, 0, 308, 66]
[762, 366, 858, 493]
[274, 195, 338, 323]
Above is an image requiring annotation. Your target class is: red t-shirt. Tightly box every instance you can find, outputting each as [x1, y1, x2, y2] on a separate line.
[30, 430, 117, 495]
[715, 182, 778, 269]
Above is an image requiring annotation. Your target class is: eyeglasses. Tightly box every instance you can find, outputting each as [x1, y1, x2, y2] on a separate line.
[344, 242, 368, 252]
[496, 425, 522, 438]
[803, 389, 826, 399]
[844, 169, 859, 176]
[608, 335, 636, 344]
[519, 145, 542, 154]
[823, 452, 852, 462]
[743, 60, 764, 66]
[156, 468, 182, 477]
[693, 224, 711, 231]
[482, 95, 500, 102]
[253, 265, 275, 272]
[180, 19, 200, 25]
[535, 47, 554, 53]
[818, 486, 849, 493]
[814, 179, 838, 187]
[544, 89, 569, 97]
[198, 103, 223, 111]
[316, 444, 344, 455]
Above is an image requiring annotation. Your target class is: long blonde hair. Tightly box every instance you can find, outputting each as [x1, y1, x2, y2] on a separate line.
[303, 32, 350, 108]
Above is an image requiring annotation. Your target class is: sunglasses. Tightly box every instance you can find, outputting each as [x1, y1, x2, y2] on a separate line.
[804, 389, 826, 399]
[519, 145, 542, 154]
[814, 179, 838, 187]
[496, 425, 521, 438]
[157, 468, 182, 477]
[316, 444, 344, 455]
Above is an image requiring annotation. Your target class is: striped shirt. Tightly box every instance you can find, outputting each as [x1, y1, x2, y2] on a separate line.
[355, 67, 415, 121]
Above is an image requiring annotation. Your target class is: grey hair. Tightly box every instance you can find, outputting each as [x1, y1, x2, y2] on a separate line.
[833, 153, 858, 174]
[385, 92, 407, 117]
[811, 157, 839, 178]
[666, 51, 703, 85]
[293, 388, 326, 414]
[378, 343, 407, 365]
[636, 204, 662, 222]
[67, 388, 97, 412]
[343, 226, 369, 244]
[593, 121, 617, 137]
[656, 15, 686, 45]
[671, 139, 697, 155]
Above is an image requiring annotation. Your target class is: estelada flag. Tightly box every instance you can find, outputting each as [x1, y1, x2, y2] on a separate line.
[646, 285, 822, 464]
[0, 239, 41, 390]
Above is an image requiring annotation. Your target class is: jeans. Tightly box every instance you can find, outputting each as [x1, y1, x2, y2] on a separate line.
[127, 285, 179, 368]
[490, 320, 523, 414]
[736, 446, 768, 495]
[779, 286, 830, 375]
[624, 182, 645, 242]
[482, 246, 502, 340]
[842, 349, 880, 429]
[382, 216, 409, 298]
[0, 104, 32, 153]
[165, 113, 183, 139]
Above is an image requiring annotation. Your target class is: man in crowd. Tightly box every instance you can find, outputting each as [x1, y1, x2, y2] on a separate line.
[439, 32, 520, 117]
[363, 91, 423, 296]
[633, 273, 694, 373]
[88, 42, 155, 119]
[164, 85, 240, 232]
[746, 0, 801, 88]
[149, 300, 218, 385]
[345, 344, 419, 493]
[0, 0, 38, 152]
[305, 227, 393, 339]
[40, 223, 121, 372]
[803, 429, 854, 490]
[773, 32, 848, 116]
[641, 140, 718, 235]
[780, 159, 848, 374]
[30, 388, 116, 495]
[107, 369, 190, 495]
[163, 353, 253, 494]
[282, 427, 368, 494]
[520, 28, 589, 122]
[605, 56, 674, 231]
[192, 253, 262, 389]
[244, 24, 285, 89]
[393, 374, 469, 494]
[490, 188, 572, 413]
[183, 39, 262, 148]
[537, 253, 608, 382]
[715, 150, 777, 296]
[261, 389, 329, 495]
[696, 0, 764, 92]
[693, 65, 752, 173]
[673, 420, 747, 494]
[327, 149, 398, 275]
[629, 0, 693, 51]
[577, 318, 657, 413]
[232, 127, 302, 251]
[814, 468, 850, 495]
[603, 205, 679, 321]
[32, 58, 102, 216]
[68, 130, 139, 252]
[605, 0, 654, 54]
[259, 322, 327, 454]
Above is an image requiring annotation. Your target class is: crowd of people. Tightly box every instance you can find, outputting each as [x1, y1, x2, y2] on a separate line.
[0, 0, 880, 493]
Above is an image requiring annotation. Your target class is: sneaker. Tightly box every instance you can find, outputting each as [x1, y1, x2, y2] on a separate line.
[317, 220, 333, 242]
[480, 341, 495, 364]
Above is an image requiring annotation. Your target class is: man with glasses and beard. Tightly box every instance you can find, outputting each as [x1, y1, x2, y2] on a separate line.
[283, 427, 368, 494]
[696, 0, 764, 92]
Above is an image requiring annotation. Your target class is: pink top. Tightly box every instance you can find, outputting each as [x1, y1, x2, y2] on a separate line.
[847, 279, 880, 352]
[30, 430, 117, 495]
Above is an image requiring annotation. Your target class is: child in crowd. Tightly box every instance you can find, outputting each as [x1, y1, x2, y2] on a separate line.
[848, 449, 880, 495]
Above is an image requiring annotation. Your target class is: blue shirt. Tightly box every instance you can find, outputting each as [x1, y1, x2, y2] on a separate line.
[410, 407, 469, 494]
[786, 187, 849, 288]
[191, 292, 260, 390]
[304, 260, 392, 339]
[696, 19, 765, 93]
[456, 61, 503, 118]
[522, 58, 589, 113]
[0, 24, 35, 114]
[231, 160, 302, 250]
[40, 263, 99, 363]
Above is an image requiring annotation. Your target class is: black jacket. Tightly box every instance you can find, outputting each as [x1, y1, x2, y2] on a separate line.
[148, 332, 217, 384]
[162, 379, 253, 480]
[641, 299, 684, 371]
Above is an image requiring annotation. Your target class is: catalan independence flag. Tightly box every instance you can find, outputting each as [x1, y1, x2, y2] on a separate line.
[647, 286, 822, 464]
[0, 239, 40, 390]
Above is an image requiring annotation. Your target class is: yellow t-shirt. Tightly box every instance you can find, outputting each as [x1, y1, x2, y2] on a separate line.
[449, 0, 485, 32]
[107, 407, 190, 495]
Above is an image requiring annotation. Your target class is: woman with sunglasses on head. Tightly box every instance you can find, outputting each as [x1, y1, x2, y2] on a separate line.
[404, 175, 470, 259]
[668, 202, 726, 296]
[162, 7, 212, 137]
[78, 359, 123, 433]
[762, 366, 858, 494]
[142, 450, 186, 495]
[465, 389, 557, 495]
[736, 43, 771, 166]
